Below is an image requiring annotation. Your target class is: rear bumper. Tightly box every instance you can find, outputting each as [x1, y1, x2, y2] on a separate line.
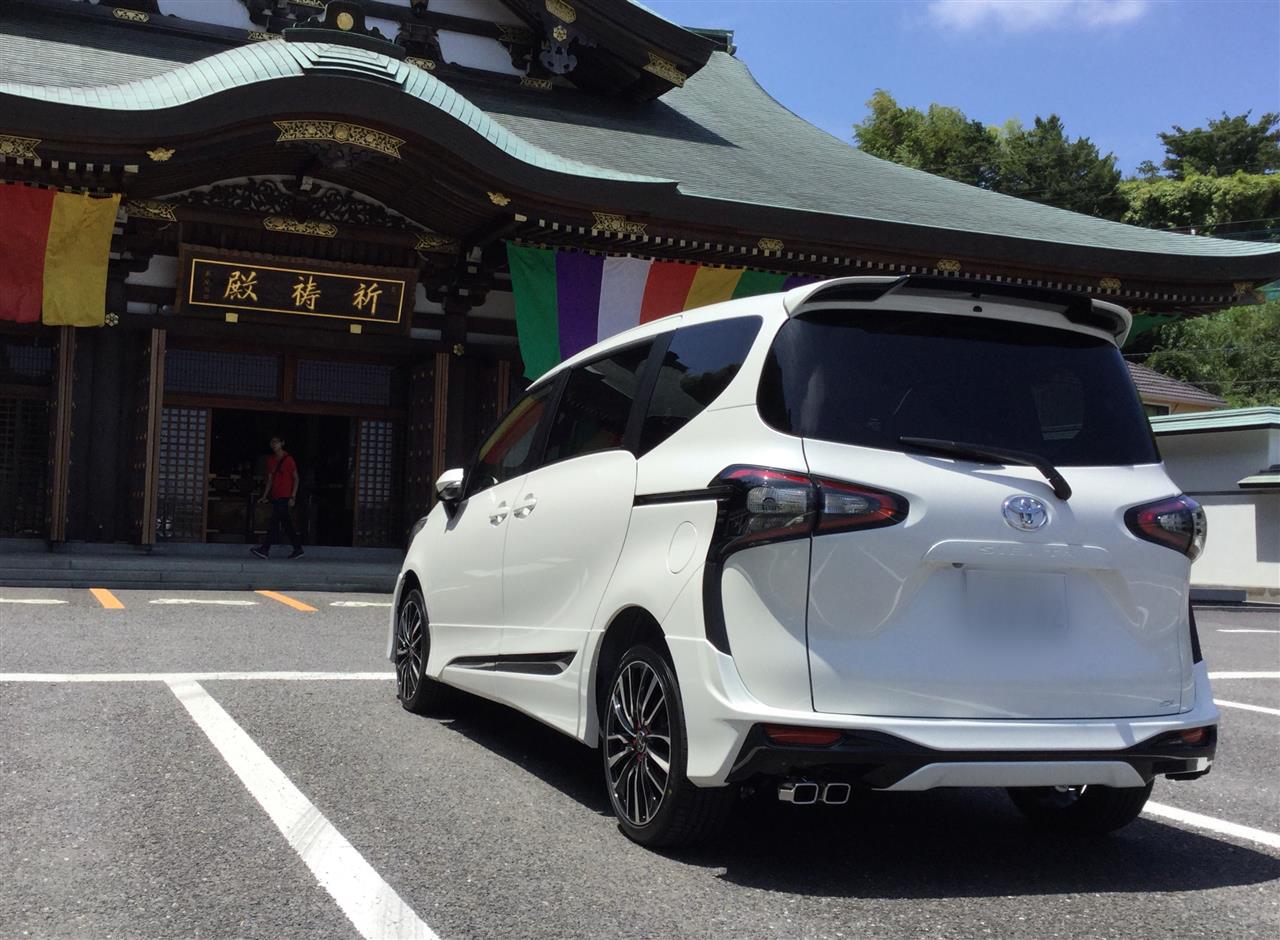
[666, 635, 1220, 787]
[725, 723, 1216, 789]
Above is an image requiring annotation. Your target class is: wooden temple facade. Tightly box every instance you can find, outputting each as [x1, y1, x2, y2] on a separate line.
[1, 0, 1278, 549]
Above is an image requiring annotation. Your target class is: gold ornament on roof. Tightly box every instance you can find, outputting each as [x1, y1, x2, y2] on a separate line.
[274, 120, 405, 158]
[487, 191, 512, 206]
[757, 237, 784, 252]
[247, 30, 281, 42]
[936, 259, 962, 274]
[0, 134, 40, 159]
[1098, 276, 1122, 292]
[545, 0, 577, 24]
[112, 9, 149, 23]
[146, 147, 175, 162]
[415, 233, 459, 253]
[264, 217, 338, 238]
[520, 76, 553, 91]
[1233, 281, 1254, 296]
[336, 11, 355, 31]
[407, 56, 437, 71]
[552, 25, 569, 42]
[643, 52, 687, 87]
[126, 200, 178, 222]
[592, 213, 647, 236]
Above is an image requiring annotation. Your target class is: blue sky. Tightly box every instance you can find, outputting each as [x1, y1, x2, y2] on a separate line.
[645, 0, 1280, 175]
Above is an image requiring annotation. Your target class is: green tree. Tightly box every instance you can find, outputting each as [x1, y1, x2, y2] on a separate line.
[1158, 111, 1280, 178]
[853, 90, 1000, 188]
[1118, 171, 1280, 238]
[996, 116, 1124, 218]
[1143, 300, 1280, 407]
[853, 92, 1123, 217]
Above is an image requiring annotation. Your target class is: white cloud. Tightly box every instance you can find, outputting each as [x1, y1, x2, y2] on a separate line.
[927, 0, 1149, 33]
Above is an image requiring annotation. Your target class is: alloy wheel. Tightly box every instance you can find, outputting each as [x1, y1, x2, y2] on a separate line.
[394, 596, 424, 702]
[605, 659, 673, 827]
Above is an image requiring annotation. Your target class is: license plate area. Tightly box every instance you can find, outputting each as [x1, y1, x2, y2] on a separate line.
[964, 569, 1067, 636]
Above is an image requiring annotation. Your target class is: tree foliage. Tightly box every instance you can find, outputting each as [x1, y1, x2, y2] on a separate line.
[1144, 301, 1280, 407]
[1157, 111, 1280, 179]
[853, 90, 1122, 218]
[995, 116, 1123, 218]
[1118, 172, 1280, 238]
[853, 90, 1000, 188]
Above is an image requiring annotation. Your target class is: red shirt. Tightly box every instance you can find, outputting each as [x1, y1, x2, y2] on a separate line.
[268, 453, 297, 499]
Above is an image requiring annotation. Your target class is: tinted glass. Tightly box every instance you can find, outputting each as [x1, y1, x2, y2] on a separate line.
[543, 342, 653, 465]
[758, 311, 1158, 466]
[468, 383, 553, 495]
[640, 317, 762, 454]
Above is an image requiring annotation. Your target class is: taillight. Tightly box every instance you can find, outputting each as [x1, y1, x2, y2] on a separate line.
[763, 724, 843, 746]
[709, 467, 908, 556]
[816, 477, 909, 533]
[1125, 494, 1207, 560]
[711, 466, 816, 555]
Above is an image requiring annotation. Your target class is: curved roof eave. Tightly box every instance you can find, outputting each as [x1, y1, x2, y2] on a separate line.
[0, 40, 672, 187]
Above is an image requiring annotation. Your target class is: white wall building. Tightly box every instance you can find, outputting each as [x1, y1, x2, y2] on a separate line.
[1152, 407, 1280, 603]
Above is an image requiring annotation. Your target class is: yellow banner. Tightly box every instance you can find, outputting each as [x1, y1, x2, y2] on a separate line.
[42, 192, 120, 326]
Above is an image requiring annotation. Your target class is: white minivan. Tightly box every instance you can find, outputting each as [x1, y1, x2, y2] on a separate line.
[390, 276, 1218, 847]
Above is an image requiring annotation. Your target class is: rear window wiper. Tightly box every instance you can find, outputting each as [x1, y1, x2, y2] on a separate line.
[898, 436, 1072, 500]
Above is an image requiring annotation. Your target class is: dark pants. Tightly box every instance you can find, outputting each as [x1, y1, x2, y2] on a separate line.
[260, 498, 301, 553]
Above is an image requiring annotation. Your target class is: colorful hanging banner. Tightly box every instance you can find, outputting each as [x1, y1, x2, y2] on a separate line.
[0, 183, 120, 327]
[507, 243, 815, 378]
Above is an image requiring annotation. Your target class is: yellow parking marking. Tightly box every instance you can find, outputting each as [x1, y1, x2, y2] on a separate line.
[89, 588, 124, 610]
[255, 590, 317, 612]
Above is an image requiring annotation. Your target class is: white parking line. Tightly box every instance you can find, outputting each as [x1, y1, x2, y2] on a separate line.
[150, 598, 259, 606]
[1215, 699, 1280, 717]
[330, 601, 393, 608]
[1144, 801, 1280, 851]
[168, 679, 436, 940]
[0, 672, 394, 683]
[1209, 672, 1280, 679]
[1217, 629, 1280, 634]
[0, 598, 68, 604]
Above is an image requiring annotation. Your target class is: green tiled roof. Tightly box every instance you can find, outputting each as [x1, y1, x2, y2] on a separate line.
[0, 39, 667, 185]
[1, 12, 1278, 271]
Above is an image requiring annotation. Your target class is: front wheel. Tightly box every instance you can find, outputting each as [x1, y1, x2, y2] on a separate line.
[1007, 780, 1154, 834]
[394, 587, 449, 714]
[602, 644, 735, 848]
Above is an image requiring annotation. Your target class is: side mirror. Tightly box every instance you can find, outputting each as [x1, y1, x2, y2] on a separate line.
[435, 467, 465, 504]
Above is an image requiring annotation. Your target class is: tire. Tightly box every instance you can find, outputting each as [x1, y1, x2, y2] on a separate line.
[1007, 780, 1154, 834]
[393, 587, 449, 715]
[601, 644, 735, 848]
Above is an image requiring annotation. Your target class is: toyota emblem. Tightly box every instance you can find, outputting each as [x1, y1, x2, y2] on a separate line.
[1003, 495, 1048, 531]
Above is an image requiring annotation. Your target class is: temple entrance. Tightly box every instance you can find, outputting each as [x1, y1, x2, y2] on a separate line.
[154, 342, 409, 548]
[203, 410, 356, 548]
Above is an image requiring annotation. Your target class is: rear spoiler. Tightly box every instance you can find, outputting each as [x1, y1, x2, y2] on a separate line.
[783, 275, 1132, 345]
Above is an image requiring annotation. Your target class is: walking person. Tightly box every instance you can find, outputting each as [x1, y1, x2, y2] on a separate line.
[251, 435, 304, 559]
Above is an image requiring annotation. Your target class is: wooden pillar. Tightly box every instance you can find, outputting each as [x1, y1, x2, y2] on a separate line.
[441, 294, 471, 471]
[137, 328, 166, 546]
[47, 327, 76, 542]
[431, 351, 449, 489]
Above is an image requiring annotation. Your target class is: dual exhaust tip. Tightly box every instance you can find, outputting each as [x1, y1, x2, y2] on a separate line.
[777, 781, 850, 805]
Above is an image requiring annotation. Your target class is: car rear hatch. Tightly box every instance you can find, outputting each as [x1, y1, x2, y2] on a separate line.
[758, 279, 1191, 720]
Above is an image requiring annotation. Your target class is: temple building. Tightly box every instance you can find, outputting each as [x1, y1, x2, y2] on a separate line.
[1, 0, 1277, 550]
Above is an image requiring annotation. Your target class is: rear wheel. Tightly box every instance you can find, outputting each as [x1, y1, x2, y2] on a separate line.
[394, 588, 448, 714]
[602, 644, 735, 848]
[1007, 780, 1154, 833]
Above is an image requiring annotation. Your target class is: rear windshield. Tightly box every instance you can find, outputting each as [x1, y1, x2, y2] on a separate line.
[758, 310, 1158, 467]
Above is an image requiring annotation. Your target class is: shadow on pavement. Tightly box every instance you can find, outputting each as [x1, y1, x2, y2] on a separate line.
[438, 690, 1280, 898]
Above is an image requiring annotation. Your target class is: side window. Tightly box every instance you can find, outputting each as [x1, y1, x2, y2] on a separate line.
[542, 342, 653, 466]
[467, 382, 553, 496]
[640, 316, 762, 454]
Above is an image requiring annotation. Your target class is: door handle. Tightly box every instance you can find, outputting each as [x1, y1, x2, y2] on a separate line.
[489, 501, 509, 526]
[513, 494, 537, 518]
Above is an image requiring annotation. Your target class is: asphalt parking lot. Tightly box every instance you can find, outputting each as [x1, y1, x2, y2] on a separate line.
[1, 589, 1276, 939]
